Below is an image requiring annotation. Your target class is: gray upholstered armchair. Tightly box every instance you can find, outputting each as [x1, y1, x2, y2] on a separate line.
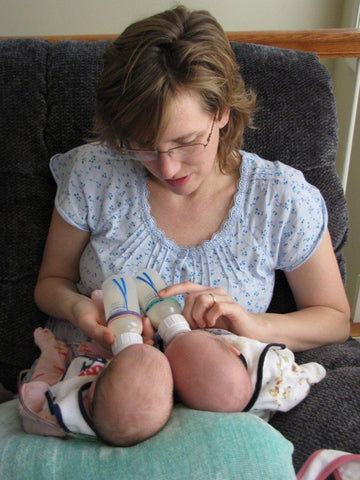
[0, 32, 359, 478]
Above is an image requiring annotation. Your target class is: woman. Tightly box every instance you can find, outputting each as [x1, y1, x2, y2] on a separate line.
[33, 5, 354, 469]
[34, 6, 349, 352]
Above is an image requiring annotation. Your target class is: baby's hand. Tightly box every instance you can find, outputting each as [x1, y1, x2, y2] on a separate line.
[142, 316, 155, 345]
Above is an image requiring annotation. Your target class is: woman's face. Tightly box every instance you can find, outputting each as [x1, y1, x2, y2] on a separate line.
[138, 89, 229, 196]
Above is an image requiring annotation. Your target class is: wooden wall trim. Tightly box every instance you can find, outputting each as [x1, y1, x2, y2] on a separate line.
[2, 28, 360, 58]
[227, 29, 360, 58]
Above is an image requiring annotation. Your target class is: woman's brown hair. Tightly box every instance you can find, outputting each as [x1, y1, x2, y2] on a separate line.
[94, 5, 256, 173]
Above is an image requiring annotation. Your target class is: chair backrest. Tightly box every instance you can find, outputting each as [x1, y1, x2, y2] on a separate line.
[0, 39, 347, 391]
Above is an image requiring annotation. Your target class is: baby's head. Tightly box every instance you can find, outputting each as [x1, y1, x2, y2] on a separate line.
[91, 344, 173, 446]
[165, 330, 252, 412]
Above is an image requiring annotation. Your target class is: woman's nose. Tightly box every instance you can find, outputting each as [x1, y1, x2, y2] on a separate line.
[156, 152, 179, 179]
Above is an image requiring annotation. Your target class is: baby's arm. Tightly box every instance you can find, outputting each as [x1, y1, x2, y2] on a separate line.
[254, 347, 326, 415]
[30, 328, 71, 385]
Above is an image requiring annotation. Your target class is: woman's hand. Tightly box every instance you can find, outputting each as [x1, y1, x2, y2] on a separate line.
[158, 230, 351, 351]
[158, 281, 257, 337]
[72, 291, 115, 349]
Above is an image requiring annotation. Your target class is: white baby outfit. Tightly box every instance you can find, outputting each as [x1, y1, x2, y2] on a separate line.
[19, 356, 106, 438]
[207, 328, 326, 421]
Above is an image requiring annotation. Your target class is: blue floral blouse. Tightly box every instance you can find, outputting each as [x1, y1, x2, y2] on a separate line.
[50, 143, 327, 312]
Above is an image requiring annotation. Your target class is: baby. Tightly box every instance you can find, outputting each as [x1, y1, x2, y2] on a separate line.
[18, 328, 173, 446]
[164, 329, 253, 413]
[164, 329, 326, 421]
[90, 343, 173, 446]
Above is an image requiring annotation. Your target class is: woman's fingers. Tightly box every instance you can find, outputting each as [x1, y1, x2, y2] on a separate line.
[86, 322, 115, 348]
[91, 289, 105, 319]
[158, 281, 208, 297]
[159, 281, 235, 329]
[182, 291, 223, 328]
[72, 294, 114, 348]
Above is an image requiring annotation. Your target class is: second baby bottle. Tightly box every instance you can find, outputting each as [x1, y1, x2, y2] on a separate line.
[102, 274, 143, 355]
[136, 268, 190, 345]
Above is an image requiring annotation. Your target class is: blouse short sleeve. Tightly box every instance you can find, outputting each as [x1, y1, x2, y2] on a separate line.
[50, 144, 121, 232]
[275, 164, 327, 271]
[240, 155, 328, 273]
[50, 149, 88, 230]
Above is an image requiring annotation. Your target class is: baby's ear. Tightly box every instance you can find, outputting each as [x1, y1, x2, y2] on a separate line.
[83, 380, 97, 418]
[228, 344, 241, 356]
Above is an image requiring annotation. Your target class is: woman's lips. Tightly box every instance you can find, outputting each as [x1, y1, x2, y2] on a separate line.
[165, 175, 191, 187]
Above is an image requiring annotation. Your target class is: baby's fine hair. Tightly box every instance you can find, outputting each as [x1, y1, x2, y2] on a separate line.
[165, 330, 253, 413]
[91, 344, 173, 446]
[94, 5, 256, 173]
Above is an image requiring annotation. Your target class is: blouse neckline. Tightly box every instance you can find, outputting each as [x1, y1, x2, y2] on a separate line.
[138, 152, 250, 253]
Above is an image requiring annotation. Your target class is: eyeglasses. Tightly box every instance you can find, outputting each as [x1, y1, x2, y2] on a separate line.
[120, 116, 216, 162]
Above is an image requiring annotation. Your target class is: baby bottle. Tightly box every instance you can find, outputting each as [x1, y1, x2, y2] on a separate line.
[135, 268, 190, 345]
[102, 274, 143, 355]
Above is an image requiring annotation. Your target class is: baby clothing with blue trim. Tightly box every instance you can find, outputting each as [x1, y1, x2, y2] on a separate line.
[19, 354, 106, 438]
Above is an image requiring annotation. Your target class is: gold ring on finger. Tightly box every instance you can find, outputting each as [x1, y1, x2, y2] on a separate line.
[209, 292, 217, 306]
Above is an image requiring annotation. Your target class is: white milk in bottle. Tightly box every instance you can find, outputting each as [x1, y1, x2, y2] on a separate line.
[102, 274, 143, 355]
[135, 269, 190, 345]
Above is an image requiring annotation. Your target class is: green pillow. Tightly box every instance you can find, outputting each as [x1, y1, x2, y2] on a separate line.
[1, 399, 295, 479]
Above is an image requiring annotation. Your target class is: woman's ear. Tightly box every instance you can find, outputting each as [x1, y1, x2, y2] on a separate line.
[218, 108, 230, 129]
